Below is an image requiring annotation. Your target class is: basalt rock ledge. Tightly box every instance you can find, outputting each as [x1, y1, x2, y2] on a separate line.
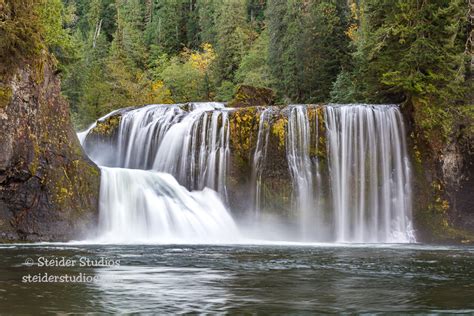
[0, 55, 100, 242]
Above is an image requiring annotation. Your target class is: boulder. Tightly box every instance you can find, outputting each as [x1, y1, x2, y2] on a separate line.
[228, 85, 275, 108]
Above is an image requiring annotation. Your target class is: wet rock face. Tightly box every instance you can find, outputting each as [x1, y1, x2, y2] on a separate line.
[444, 115, 474, 234]
[227, 106, 293, 215]
[0, 57, 100, 242]
[404, 101, 474, 244]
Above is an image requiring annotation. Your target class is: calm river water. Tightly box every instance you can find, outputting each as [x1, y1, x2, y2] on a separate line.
[0, 243, 473, 313]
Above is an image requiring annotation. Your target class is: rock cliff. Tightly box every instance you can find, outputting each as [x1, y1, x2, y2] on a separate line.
[0, 54, 100, 241]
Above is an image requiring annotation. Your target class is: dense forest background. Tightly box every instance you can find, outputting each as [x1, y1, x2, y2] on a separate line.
[1, 0, 472, 133]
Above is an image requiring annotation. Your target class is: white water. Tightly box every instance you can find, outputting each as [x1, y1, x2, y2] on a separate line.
[286, 106, 316, 240]
[96, 167, 240, 244]
[325, 104, 414, 242]
[82, 103, 230, 195]
[250, 108, 271, 216]
[81, 103, 415, 244]
[81, 103, 238, 243]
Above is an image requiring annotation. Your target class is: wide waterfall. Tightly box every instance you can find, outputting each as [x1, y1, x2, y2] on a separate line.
[81, 102, 415, 244]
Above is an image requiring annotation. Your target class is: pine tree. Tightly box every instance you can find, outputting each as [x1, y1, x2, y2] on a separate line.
[236, 29, 274, 88]
[300, 0, 350, 102]
[196, 0, 218, 45]
[214, 1, 253, 85]
[352, 0, 468, 104]
[266, 0, 289, 100]
[145, 0, 184, 54]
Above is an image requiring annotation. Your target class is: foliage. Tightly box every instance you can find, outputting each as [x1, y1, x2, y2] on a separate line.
[160, 44, 216, 102]
[213, 0, 253, 84]
[215, 80, 236, 102]
[335, 0, 469, 104]
[266, 0, 351, 103]
[330, 70, 356, 103]
[0, 0, 74, 75]
[236, 29, 273, 88]
[4, 0, 469, 131]
[37, 0, 77, 66]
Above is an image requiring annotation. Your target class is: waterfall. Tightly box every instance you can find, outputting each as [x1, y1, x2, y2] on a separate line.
[250, 108, 271, 216]
[282, 104, 413, 242]
[83, 103, 230, 196]
[81, 103, 238, 243]
[81, 102, 415, 244]
[325, 104, 413, 242]
[97, 167, 240, 243]
[286, 106, 316, 239]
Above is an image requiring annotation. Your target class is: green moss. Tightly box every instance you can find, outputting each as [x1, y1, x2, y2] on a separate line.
[229, 107, 260, 171]
[411, 97, 455, 152]
[50, 159, 99, 215]
[307, 106, 327, 160]
[0, 86, 12, 108]
[271, 116, 287, 151]
[28, 140, 41, 175]
[90, 114, 121, 136]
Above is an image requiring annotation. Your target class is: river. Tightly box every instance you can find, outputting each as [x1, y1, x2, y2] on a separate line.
[1, 243, 473, 313]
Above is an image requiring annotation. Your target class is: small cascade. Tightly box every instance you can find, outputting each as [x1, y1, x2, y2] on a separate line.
[150, 107, 230, 197]
[97, 167, 240, 243]
[286, 106, 318, 240]
[250, 108, 271, 216]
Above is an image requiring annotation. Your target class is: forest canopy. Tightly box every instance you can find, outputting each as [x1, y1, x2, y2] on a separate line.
[1, 0, 472, 132]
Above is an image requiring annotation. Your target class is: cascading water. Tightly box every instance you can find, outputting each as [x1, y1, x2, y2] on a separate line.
[325, 104, 413, 242]
[83, 102, 230, 195]
[281, 104, 413, 242]
[250, 108, 271, 216]
[81, 102, 415, 244]
[97, 167, 240, 243]
[286, 106, 317, 240]
[81, 103, 238, 243]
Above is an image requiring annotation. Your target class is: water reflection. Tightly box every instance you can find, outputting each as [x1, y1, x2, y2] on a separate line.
[0, 244, 473, 313]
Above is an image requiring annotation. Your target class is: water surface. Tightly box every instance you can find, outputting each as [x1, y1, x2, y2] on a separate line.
[0, 243, 473, 313]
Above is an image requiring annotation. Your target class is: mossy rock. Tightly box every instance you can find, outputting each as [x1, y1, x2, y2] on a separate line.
[90, 114, 122, 137]
[228, 85, 275, 108]
[228, 107, 261, 172]
[0, 85, 12, 109]
[405, 99, 474, 244]
[0, 55, 100, 242]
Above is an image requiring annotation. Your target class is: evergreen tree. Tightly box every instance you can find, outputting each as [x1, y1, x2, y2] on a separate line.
[246, 0, 266, 31]
[214, 1, 253, 85]
[266, 0, 289, 100]
[300, 0, 350, 102]
[145, 0, 185, 54]
[349, 0, 468, 104]
[236, 29, 273, 88]
[196, 0, 218, 45]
